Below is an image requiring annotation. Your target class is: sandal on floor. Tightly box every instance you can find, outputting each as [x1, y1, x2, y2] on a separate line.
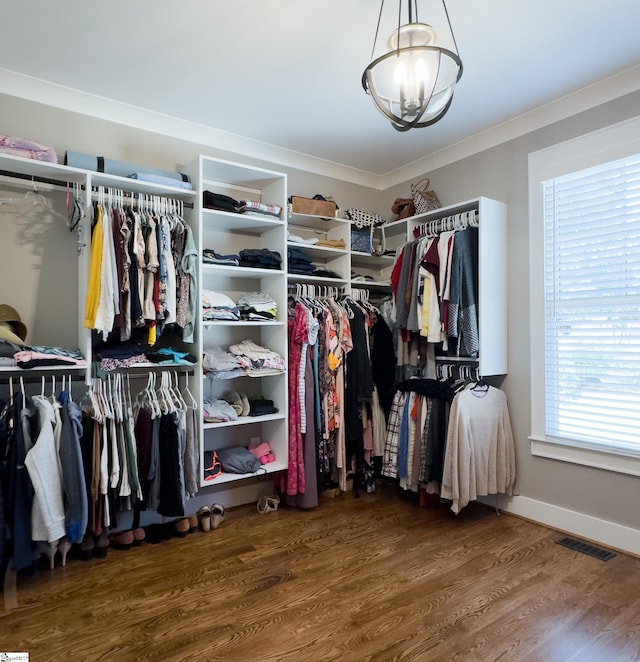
[174, 518, 191, 537]
[210, 503, 225, 530]
[188, 515, 199, 533]
[197, 505, 211, 532]
[257, 494, 280, 514]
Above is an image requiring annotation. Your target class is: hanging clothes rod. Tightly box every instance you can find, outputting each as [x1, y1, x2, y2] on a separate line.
[0, 169, 194, 209]
[415, 209, 479, 237]
[0, 168, 72, 189]
[91, 186, 194, 209]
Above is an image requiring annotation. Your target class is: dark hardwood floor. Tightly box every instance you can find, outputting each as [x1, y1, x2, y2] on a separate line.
[2, 482, 640, 662]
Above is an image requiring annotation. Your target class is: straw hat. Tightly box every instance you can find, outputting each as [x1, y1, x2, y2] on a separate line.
[0, 304, 27, 341]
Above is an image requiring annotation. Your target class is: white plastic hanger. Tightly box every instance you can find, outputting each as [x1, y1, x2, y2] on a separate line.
[0, 179, 69, 225]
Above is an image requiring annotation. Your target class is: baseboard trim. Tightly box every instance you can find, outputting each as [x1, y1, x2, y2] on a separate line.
[489, 495, 640, 558]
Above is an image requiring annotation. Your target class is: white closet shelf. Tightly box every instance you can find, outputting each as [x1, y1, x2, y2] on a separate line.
[351, 252, 395, 266]
[287, 242, 347, 258]
[0, 365, 87, 374]
[0, 153, 197, 200]
[98, 362, 196, 374]
[288, 212, 349, 229]
[202, 460, 288, 486]
[287, 274, 348, 285]
[350, 280, 391, 289]
[203, 412, 286, 429]
[202, 320, 284, 328]
[202, 264, 284, 278]
[202, 208, 284, 233]
[202, 371, 286, 381]
[0, 153, 86, 183]
[89, 172, 197, 200]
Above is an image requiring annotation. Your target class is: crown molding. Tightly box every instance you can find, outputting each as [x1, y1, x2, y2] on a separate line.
[381, 64, 640, 189]
[2, 64, 639, 191]
[0, 68, 383, 189]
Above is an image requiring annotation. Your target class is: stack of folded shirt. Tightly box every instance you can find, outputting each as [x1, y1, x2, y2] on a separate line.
[203, 191, 245, 213]
[228, 339, 285, 376]
[146, 348, 197, 365]
[247, 396, 278, 416]
[316, 238, 346, 249]
[202, 290, 240, 321]
[14, 345, 87, 369]
[236, 292, 278, 321]
[287, 246, 315, 275]
[0, 339, 20, 366]
[203, 249, 240, 266]
[202, 347, 245, 379]
[0, 134, 57, 163]
[241, 200, 282, 218]
[239, 248, 282, 270]
[287, 231, 319, 245]
[203, 398, 239, 423]
[313, 267, 343, 279]
[93, 342, 146, 371]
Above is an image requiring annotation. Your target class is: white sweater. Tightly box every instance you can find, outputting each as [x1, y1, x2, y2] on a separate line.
[441, 385, 518, 514]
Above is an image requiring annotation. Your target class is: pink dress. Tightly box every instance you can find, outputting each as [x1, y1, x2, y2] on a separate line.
[286, 303, 308, 495]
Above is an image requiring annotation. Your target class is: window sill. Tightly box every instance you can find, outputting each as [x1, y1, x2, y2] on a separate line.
[530, 436, 640, 477]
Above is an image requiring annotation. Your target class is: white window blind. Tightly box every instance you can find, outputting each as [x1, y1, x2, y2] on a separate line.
[542, 154, 640, 453]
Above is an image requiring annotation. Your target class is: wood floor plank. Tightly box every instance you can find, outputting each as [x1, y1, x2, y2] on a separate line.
[2, 482, 640, 661]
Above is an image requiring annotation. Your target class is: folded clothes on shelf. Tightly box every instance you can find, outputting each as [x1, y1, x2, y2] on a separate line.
[203, 346, 243, 373]
[239, 248, 282, 270]
[203, 191, 245, 213]
[236, 292, 278, 321]
[287, 231, 319, 245]
[128, 173, 193, 190]
[247, 397, 278, 416]
[202, 248, 240, 266]
[221, 390, 251, 417]
[202, 290, 240, 321]
[203, 398, 239, 423]
[0, 134, 57, 163]
[146, 348, 197, 365]
[228, 339, 286, 375]
[241, 200, 282, 218]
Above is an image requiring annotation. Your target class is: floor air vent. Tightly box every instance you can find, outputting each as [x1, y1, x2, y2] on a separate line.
[556, 536, 616, 561]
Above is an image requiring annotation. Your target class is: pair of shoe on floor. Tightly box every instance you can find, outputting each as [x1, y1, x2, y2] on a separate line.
[38, 537, 72, 569]
[257, 494, 280, 514]
[109, 527, 146, 550]
[196, 503, 225, 532]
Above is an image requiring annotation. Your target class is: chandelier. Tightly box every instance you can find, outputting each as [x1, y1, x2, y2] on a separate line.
[362, 0, 463, 132]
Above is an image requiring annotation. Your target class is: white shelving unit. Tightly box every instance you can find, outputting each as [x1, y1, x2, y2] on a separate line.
[287, 211, 350, 288]
[185, 155, 289, 490]
[0, 152, 197, 383]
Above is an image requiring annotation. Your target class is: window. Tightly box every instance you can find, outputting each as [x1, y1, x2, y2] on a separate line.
[529, 115, 640, 475]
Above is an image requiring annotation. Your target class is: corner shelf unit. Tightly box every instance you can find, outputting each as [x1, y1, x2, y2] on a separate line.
[386, 196, 508, 377]
[184, 155, 289, 489]
[287, 211, 350, 287]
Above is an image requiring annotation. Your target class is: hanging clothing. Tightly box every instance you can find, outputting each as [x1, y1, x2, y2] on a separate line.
[441, 384, 518, 514]
[25, 395, 66, 543]
[83, 195, 193, 345]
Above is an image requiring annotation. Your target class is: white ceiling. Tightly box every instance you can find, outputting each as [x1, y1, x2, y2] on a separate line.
[2, 0, 640, 184]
